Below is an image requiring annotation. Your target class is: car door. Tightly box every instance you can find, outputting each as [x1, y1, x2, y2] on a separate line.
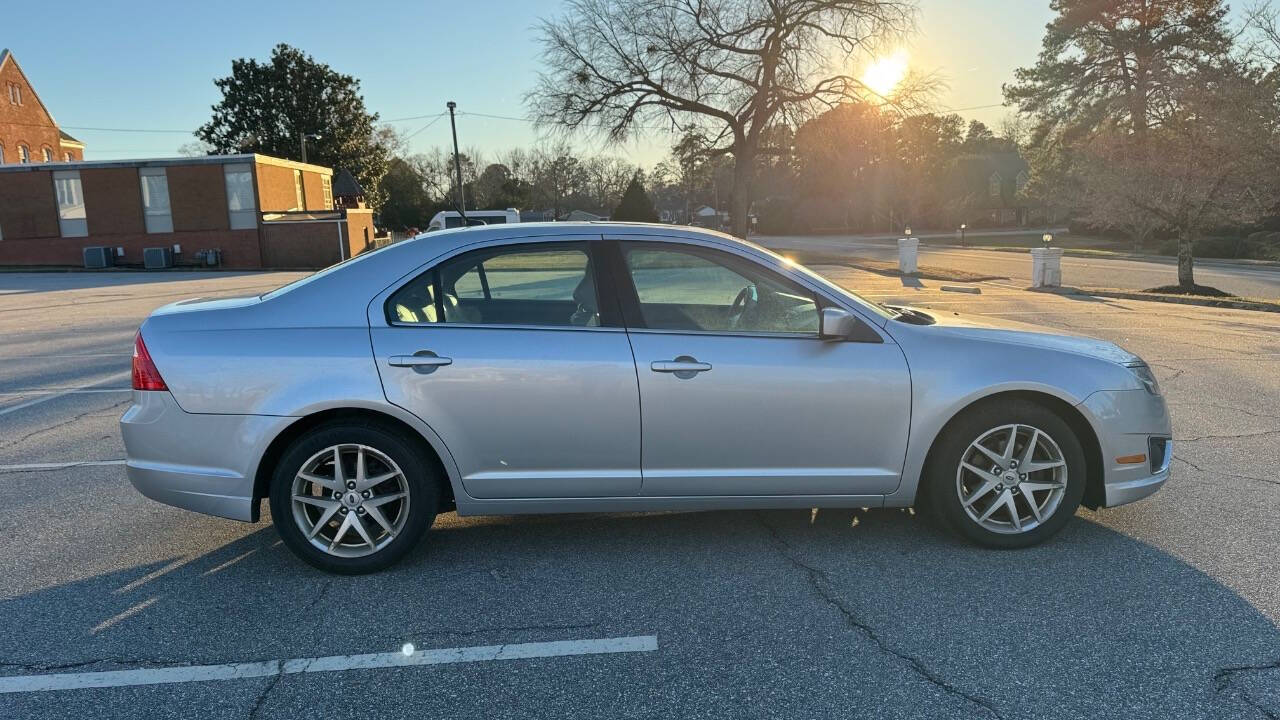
[607, 238, 911, 497]
[369, 238, 642, 499]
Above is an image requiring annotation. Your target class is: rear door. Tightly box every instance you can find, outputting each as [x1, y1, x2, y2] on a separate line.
[607, 238, 911, 497]
[370, 238, 642, 499]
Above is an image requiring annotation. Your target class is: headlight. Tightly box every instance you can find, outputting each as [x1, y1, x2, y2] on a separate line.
[1126, 362, 1161, 395]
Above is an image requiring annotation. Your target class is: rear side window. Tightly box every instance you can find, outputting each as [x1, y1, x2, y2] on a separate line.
[388, 243, 601, 328]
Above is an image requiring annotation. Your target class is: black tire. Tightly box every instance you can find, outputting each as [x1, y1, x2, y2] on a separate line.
[924, 398, 1087, 549]
[269, 420, 439, 574]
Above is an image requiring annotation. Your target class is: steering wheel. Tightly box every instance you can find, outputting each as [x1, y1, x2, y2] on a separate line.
[728, 285, 759, 329]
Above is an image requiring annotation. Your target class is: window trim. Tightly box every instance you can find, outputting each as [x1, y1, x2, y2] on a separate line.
[139, 167, 174, 234]
[18, 144, 30, 164]
[52, 170, 88, 238]
[383, 239, 623, 331]
[604, 239, 825, 339]
[223, 164, 257, 230]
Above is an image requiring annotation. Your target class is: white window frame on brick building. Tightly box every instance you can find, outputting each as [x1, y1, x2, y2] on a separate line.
[139, 167, 174, 234]
[321, 175, 333, 210]
[53, 170, 88, 237]
[224, 164, 257, 230]
[18, 144, 31, 164]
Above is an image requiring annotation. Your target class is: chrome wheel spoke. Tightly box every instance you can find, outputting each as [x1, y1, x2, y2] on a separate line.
[957, 423, 1068, 535]
[1024, 459, 1065, 474]
[292, 443, 410, 558]
[962, 478, 1000, 508]
[348, 512, 377, 550]
[365, 504, 396, 537]
[364, 491, 407, 508]
[298, 471, 339, 492]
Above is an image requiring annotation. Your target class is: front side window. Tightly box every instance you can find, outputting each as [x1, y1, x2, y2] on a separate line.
[224, 164, 256, 229]
[18, 145, 30, 164]
[53, 170, 88, 237]
[139, 168, 173, 233]
[624, 246, 818, 334]
[388, 243, 600, 328]
[42, 147, 53, 162]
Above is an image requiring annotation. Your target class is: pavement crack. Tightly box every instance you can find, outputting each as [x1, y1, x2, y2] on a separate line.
[0, 399, 130, 450]
[1214, 659, 1280, 720]
[247, 660, 285, 720]
[1173, 455, 1279, 487]
[301, 579, 334, 615]
[1177, 429, 1280, 443]
[755, 513, 1003, 719]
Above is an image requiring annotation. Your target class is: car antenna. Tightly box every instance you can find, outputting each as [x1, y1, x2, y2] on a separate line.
[447, 101, 468, 225]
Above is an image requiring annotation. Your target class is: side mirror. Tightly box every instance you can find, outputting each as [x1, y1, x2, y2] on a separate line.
[820, 307, 857, 341]
[820, 307, 882, 343]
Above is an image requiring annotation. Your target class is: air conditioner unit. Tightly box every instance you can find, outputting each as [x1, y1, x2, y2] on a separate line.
[143, 247, 173, 269]
[83, 246, 114, 269]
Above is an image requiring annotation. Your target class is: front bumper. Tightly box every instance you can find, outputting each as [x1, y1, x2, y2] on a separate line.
[121, 390, 294, 521]
[1077, 389, 1173, 508]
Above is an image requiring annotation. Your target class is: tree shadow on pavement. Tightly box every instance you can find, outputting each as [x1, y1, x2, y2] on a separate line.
[1, 509, 1277, 720]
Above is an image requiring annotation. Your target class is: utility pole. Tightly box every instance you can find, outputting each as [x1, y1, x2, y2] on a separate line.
[447, 101, 466, 221]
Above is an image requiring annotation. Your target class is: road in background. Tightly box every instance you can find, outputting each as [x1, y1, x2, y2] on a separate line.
[757, 234, 1280, 300]
[0, 268, 1277, 719]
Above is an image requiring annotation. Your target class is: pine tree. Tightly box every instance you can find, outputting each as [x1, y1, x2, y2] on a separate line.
[612, 175, 660, 222]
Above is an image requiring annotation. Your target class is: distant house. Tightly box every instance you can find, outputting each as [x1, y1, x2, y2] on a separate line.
[948, 151, 1031, 226]
[0, 49, 85, 164]
[564, 209, 607, 222]
[690, 205, 723, 229]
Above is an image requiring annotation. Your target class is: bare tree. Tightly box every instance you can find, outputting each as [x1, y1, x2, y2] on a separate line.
[528, 0, 931, 237]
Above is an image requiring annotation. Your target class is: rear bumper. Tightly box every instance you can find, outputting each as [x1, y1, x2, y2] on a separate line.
[121, 390, 294, 522]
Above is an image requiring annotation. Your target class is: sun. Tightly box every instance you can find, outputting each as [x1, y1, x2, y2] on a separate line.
[862, 50, 909, 98]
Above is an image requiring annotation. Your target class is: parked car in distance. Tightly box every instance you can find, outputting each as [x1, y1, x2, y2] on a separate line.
[121, 223, 1172, 574]
[425, 208, 521, 232]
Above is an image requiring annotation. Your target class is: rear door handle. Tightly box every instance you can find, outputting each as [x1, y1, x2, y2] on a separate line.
[389, 352, 452, 371]
[651, 357, 712, 376]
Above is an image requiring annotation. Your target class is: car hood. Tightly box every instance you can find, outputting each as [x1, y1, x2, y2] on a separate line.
[900, 306, 1141, 365]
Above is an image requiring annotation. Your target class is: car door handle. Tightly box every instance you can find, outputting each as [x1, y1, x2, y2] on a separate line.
[389, 354, 453, 368]
[651, 358, 712, 374]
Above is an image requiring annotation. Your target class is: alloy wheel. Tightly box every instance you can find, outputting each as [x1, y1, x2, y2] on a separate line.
[955, 423, 1068, 534]
[291, 443, 411, 558]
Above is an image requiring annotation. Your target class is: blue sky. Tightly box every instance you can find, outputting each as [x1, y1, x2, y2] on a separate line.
[7, 0, 1058, 166]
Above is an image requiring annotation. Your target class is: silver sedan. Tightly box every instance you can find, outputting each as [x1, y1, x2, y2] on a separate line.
[121, 223, 1172, 573]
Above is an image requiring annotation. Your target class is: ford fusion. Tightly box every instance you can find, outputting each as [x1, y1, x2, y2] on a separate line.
[121, 223, 1172, 574]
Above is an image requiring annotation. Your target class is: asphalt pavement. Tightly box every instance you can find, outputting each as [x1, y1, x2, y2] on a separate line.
[0, 266, 1277, 719]
[756, 234, 1280, 300]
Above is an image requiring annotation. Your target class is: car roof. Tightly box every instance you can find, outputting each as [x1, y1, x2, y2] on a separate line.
[412, 221, 744, 251]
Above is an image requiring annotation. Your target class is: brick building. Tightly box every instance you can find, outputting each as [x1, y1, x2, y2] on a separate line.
[0, 154, 376, 269]
[0, 49, 84, 165]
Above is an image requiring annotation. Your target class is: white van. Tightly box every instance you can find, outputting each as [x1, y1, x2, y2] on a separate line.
[426, 208, 521, 232]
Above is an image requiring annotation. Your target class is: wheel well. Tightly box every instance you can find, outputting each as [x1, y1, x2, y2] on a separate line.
[250, 408, 453, 522]
[924, 391, 1105, 510]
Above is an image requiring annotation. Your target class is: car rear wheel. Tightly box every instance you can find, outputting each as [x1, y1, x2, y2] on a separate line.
[269, 421, 438, 574]
[925, 399, 1086, 549]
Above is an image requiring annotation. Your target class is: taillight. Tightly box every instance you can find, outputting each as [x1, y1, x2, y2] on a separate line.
[132, 332, 168, 391]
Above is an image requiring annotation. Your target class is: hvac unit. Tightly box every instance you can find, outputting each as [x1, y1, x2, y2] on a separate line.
[83, 246, 114, 269]
[143, 247, 173, 269]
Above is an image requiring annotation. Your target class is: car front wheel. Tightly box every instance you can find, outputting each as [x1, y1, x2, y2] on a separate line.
[925, 399, 1087, 548]
[269, 421, 438, 574]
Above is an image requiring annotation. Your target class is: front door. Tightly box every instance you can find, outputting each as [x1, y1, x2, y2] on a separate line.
[370, 240, 642, 499]
[612, 240, 911, 496]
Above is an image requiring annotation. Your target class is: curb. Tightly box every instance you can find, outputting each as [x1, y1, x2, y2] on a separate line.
[1031, 286, 1280, 313]
[981, 246, 1280, 268]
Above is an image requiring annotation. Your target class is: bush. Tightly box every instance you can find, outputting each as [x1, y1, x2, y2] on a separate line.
[1157, 235, 1280, 260]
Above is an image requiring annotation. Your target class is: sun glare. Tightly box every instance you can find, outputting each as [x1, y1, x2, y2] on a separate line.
[862, 50, 909, 98]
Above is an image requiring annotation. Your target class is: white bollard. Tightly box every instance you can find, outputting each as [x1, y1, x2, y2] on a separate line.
[897, 237, 919, 274]
[1030, 247, 1064, 287]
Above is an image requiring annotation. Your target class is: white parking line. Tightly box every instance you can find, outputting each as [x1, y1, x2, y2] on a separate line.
[0, 460, 125, 473]
[0, 635, 659, 694]
[0, 379, 130, 417]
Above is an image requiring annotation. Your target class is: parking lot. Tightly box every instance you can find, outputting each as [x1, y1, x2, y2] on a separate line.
[1, 265, 1278, 719]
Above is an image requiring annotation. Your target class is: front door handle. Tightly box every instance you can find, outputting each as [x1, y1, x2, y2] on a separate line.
[389, 351, 452, 374]
[651, 356, 712, 378]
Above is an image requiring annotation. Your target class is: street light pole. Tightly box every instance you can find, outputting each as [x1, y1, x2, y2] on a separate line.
[300, 133, 320, 164]
[447, 101, 466, 222]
